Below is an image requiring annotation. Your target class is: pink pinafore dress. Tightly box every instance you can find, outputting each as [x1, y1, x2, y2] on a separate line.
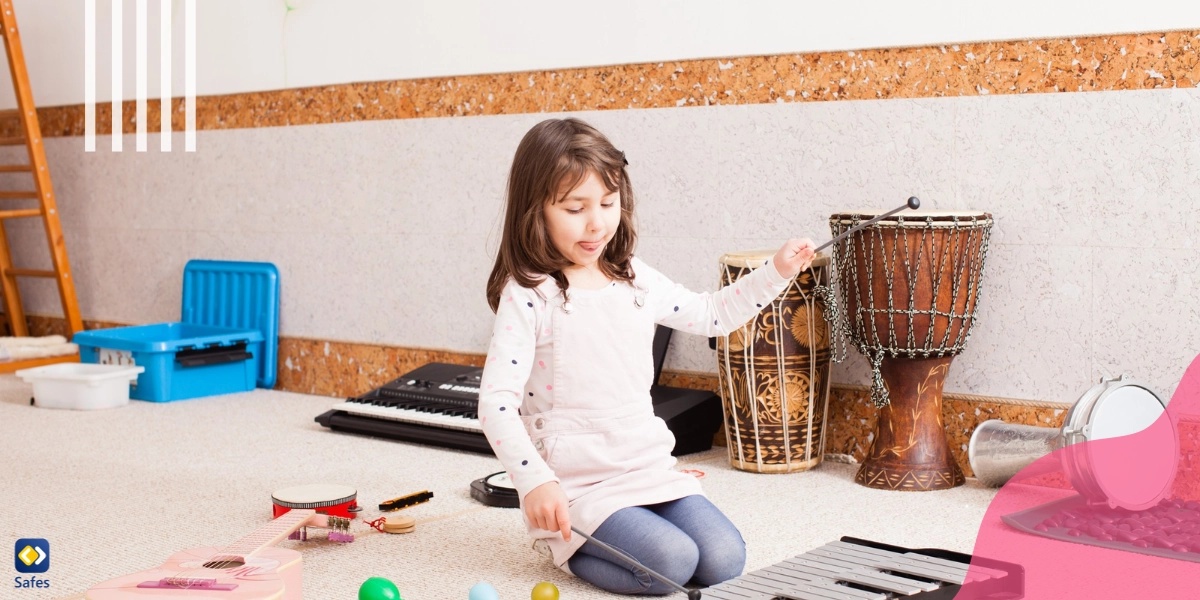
[521, 281, 703, 572]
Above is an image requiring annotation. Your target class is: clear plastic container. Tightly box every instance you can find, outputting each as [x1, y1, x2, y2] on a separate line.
[16, 363, 145, 410]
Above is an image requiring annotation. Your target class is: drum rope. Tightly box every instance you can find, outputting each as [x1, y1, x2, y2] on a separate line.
[799, 280, 817, 464]
[813, 270, 847, 364]
[719, 264, 748, 468]
[743, 284, 763, 471]
[772, 285, 792, 469]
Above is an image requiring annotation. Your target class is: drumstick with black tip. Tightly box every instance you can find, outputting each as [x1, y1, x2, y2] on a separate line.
[570, 526, 702, 599]
[813, 196, 921, 253]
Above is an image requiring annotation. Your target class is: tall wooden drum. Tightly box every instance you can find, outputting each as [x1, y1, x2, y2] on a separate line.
[828, 210, 993, 491]
[716, 251, 833, 473]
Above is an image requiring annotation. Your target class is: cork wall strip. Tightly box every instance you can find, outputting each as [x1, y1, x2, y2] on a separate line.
[19, 312, 1072, 477]
[273, 337, 1059, 478]
[8, 30, 1199, 139]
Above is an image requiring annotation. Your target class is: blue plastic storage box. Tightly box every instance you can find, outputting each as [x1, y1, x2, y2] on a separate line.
[72, 260, 280, 402]
[74, 323, 264, 401]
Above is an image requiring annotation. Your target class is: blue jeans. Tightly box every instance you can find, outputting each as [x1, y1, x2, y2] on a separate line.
[567, 495, 746, 595]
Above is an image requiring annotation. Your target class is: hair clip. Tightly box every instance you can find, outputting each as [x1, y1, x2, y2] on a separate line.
[620, 151, 629, 166]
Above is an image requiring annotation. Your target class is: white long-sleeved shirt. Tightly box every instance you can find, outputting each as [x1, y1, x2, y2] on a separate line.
[477, 255, 790, 501]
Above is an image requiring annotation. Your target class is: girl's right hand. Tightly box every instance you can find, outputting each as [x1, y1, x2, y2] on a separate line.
[772, 238, 817, 279]
[524, 481, 572, 541]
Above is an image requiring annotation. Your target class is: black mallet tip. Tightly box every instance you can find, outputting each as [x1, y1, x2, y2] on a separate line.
[688, 591, 703, 600]
[907, 196, 920, 209]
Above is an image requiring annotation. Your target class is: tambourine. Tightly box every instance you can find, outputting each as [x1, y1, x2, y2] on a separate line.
[1060, 376, 1177, 510]
[470, 471, 519, 509]
[970, 375, 1177, 510]
[271, 483, 362, 518]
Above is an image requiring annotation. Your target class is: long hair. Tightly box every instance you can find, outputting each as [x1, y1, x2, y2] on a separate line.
[486, 118, 637, 312]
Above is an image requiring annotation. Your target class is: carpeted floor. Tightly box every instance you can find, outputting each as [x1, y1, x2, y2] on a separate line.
[0, 374, 999, 600]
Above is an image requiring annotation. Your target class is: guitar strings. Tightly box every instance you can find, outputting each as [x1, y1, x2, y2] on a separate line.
[163, 509, 315, 586]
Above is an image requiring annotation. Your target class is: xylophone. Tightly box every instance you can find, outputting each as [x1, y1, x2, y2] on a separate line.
[703, 537, 1023, 600]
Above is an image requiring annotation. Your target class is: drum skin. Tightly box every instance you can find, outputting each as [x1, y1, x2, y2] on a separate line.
[716, 252, 832, 473]
[829, 212, 993, 491]
[271, 484, 359, 518]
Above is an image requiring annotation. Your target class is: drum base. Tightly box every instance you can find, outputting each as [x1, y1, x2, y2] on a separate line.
[854, 356, 965, 491]
[855, 463, 965, 490]
[730, 455, 822, 474]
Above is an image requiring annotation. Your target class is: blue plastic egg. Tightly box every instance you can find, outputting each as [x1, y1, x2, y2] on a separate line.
[469, 581, 500, 600]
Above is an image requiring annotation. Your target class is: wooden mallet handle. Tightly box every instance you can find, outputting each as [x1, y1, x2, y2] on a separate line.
[814, 196, 921, 253]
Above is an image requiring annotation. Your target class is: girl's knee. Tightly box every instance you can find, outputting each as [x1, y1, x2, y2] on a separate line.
[693, 530, 747, 585]
[641, 536, 699, 593]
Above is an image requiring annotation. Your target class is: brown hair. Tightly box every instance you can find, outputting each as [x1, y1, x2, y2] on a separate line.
[486, 118, 637, 312]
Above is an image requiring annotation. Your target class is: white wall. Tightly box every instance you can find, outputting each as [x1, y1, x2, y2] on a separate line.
[5, 87, 1199, 402]
[3, 0, 1200, 108]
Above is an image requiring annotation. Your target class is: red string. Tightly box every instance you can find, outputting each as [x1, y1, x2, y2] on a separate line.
[363, 517, 387, 532]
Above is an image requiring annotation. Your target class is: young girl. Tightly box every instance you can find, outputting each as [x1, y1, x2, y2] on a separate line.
[480, 118, 815, 594]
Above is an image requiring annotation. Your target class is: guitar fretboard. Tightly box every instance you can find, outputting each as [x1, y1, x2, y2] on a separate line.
[220, 509, 313, 558]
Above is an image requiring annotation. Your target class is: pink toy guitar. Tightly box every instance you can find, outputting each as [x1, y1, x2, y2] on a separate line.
[84, 509, 351, 599]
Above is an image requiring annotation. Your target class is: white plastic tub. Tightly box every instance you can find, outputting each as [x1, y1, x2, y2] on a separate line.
[16, 363, 145, 410]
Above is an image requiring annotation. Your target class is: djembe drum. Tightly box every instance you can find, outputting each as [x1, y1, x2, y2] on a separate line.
[828, 211, 993, 491]
[716, 250, 833, 473]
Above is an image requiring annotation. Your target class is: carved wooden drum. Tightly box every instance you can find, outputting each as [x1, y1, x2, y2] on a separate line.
[716, 250, 833, 473]
[828, 210, 993, 491]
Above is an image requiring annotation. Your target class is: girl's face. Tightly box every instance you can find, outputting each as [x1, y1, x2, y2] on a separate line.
[544, 169, 621, 270]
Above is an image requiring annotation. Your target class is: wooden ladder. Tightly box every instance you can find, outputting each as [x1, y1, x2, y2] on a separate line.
[0, 0, 83, 372]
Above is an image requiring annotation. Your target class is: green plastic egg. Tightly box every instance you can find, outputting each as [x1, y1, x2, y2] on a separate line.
[359, 576, 402, 600]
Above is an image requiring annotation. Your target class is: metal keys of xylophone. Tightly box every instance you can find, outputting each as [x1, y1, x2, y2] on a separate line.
[701, 537, 1018, 600]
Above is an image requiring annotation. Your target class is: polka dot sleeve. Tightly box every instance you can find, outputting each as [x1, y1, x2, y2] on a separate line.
[478, 279, 559, 501]
[633, 256, 790, 337]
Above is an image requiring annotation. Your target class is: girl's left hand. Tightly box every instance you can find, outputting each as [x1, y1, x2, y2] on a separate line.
[772, 238, 817, 279]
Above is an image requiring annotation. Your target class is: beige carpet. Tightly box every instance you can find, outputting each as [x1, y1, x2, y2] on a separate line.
[0, 374, 1000, 600]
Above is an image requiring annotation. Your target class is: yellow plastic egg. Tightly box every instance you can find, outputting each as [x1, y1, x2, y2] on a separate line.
[531, 581, 559, 600]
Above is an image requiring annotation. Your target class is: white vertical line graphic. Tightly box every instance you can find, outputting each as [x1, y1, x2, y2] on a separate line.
[84, 0, 95, 152]
[136, 0, 146, 151]
[160, 0, 171, 151]
[111, 0, 122, 151]
[87, 0, 194, 152]
[185, 0, 195, 151]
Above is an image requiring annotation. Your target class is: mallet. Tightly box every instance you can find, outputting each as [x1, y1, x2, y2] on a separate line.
[570, 526, 701, 599]
[814, 196, 921, 253]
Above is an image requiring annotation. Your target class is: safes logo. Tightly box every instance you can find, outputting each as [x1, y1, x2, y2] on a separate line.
[13, 538, 51, 591]
[14, 539, 48, 574]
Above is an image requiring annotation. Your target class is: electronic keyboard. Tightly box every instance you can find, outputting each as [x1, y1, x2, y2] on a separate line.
[315, 327, 724, 456]
[315, 362, 490, 452]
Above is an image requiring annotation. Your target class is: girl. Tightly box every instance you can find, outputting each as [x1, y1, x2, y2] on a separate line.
[480, 118, 815, 594]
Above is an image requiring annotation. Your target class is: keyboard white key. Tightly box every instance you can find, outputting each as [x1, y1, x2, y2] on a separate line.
[328, 402, 483, 433]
